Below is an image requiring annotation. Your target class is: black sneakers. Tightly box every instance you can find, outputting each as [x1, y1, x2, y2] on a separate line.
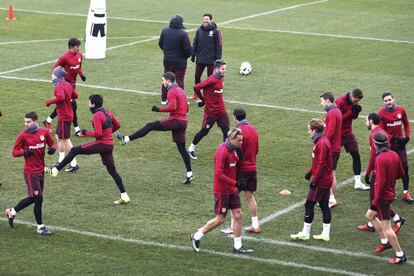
[182, 175, 194, 185]
[188, 151, 197, 160]
[64, 165, 79, 173]
[190, 234, 200, 252]
[233, 246, 254, 254]
[37, 226, 52, 235]
[5, 209, 15, 228]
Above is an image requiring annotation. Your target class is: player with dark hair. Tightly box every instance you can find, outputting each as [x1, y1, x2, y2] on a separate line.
[159, 14, 192, 104]
[45, 94, 130, 205]
[44, 38, 86, 135]
[45, 66, 79, 172]
[188, 59, 229, 159]
[116, 72, 193, 184]
[190, 128, 254, 254]
[190, 13, 222, 99]
[320, 92, 342, 208]
[5, 111, 56, 235]
[335, 88, 369, 190]
[368, 132, 406, 264]
[291, 119, 333, 241]
[357, 113, 405, 250]
[378, 92, 412, 203]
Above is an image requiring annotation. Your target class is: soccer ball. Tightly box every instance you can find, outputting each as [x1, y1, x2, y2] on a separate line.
[239, 62, 252, 75]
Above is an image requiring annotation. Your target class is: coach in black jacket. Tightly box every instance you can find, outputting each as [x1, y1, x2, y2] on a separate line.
[191, 13, 222, 86]
[159, 14, 192, 103]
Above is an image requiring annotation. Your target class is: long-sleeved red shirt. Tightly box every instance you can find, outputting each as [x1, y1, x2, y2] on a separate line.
[308, 135, 333, 189]
[335, 93, 359, 137]
[53, 50, 83, 88]
[12, 127, 56, 173]
[84, 108, 121, 145]
[378, 106, 410, 147]
[323, 106, 342, 153]
[366, 127, 391, 176]
[372, 150, 404, 205]
[159, 84, 188, 121]
[214, 142, 239, 194]
[193, 74, 226, 115]
[46, 81, 78, 122]
[237, 121, 259, 172]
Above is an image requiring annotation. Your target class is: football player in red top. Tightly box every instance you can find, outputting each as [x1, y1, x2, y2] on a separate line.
[190, 128, 254, 254]
[5, 111, 56, 235]
[116, 72, 193, 185]
[291, 119, 333, 242]
[378, 92, 412, 203]
[44, 38, 86, 134]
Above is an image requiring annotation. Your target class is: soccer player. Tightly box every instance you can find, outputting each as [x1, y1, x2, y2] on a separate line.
[45, 94, 130, 205]
[158, 14, 192, 104]
[116, 72, 193, 184]
[5, 111, 56, 235]
[291, 119, 332, 242]
[357, 113, 405, 248]
[190, 13, 222, 99]
[45, 66, 79, 172]
[190, 128, 254, 254]
[378, 92, 412, 203]
[188, 59, 229, 159]
[335, 89, 369, 190]
[320, 92, 342, 208]
[369, 132, 406, 264]
[44, 38, 86, 134]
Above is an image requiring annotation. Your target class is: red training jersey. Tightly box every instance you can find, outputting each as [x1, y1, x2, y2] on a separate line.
[323, 106, 342, 153]
[213, 142, 239, 194]
[378, 106, 410, 147]
[238, 121, 259, 172]
[159, 84, 188, 121]
[372, 150, 404, 205]
[46, 81, 78, 122]
[366, 127, 391, 176]
[193, 74, 226, 115]
[335, 93, 359, 137]
[12, 127, 56, 173]
[308, 135, 333, 189]
[84, 108, 121, 145]
[53, 50, 83, 88]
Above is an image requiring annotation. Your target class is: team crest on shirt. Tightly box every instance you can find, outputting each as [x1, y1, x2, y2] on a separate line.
[397, 113, 401, 119]
[78, 57, 81, 62]
[221, 207, 227, 213]
[209, 31, 213, 37]
[40, 135, 45, 141]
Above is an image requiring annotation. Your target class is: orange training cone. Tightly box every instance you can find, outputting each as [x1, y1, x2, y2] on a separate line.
[6, 4, 16, 21]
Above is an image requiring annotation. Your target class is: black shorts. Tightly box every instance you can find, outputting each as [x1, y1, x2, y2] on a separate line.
[81, 142, 115, 167]
[377, 200, 392, 221]
[24, 172, 44, 197]
[214, 192, 241, 215]
[159, 118, 187, 144]
[307, 184, 330, 203]
[202, 112, 230, 129]
[341, 134, 359, 153]
[237, 171, 257, 192]
[56, 120, 71, 139]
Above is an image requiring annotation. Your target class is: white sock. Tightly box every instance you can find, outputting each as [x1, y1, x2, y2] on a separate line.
[381, 238, 388, 244]
[396, 251, 404, 257]
[70, 158, 77, 167]
[302, 222, 312, 235]
[367, 221, 373, 228]
[322, 223, 330, 237]
[46, 117, 53, 124]
[58, 152, 65, 162]
[403, 190, 408, 194]
[393, 213, 400, 222]
[189, 143, 196, 151]
[121, 192, 129, 200]
[74, 126, 80, 133]
[124, 136, 130, 143]
[187, 171, 193, 178]
[37, 224, 45, 230]
[10, 208, 17, 216]
[251, 216, 259, 229]
[233, 236, 242, 249]
[194, 229, 204, 240]
[329, 194, 336, 201]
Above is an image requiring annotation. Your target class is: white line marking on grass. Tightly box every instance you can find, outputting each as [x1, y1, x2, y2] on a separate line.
[219, 0, 329, 25]
[0, 218, 366, 276]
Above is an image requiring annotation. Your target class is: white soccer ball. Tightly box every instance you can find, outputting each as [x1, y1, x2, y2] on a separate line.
[239, 62, 252, 75]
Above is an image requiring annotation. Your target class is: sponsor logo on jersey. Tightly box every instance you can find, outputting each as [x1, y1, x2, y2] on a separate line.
[387, 121, 402, 127]
[29, 143, 45, 150]
[70, 64, 80, 70]
[214, 89, 223, 94]
[230, 162, 236, 167]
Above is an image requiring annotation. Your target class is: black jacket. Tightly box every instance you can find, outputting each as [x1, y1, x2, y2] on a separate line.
[158, 16, 192, 69]
[192, 22, 222, 65]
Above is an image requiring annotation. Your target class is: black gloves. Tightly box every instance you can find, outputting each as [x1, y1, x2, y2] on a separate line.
[47, 147, 56, 155]
[304, 172, 312, 181]
[197, 101, 205, 107]
[191, 56, 195, 63]
[80, 74, 86, 81]
[370, 205, 377, 212]
[310, 182, 316, 189]
[151, 106, 160, 112]
[393, 136, 410, 148]
[351, 104, 362, 113]
[23, 150, 34, 157]
[365, 174, 370, 185]
[81, 129, 88, 136]
[237, 180, 248, 191]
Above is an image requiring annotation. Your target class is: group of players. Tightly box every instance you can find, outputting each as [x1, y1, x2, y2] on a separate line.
[2, 13, 411, 264]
